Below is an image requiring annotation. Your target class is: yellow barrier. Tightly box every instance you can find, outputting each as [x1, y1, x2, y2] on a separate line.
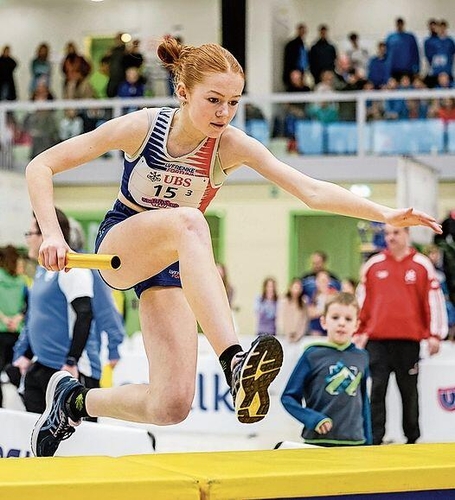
[0, 456, 199, 500]
[2, 443, 455, 499]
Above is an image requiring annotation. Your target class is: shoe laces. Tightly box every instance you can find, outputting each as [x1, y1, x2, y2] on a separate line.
[53, 410, 78, 441]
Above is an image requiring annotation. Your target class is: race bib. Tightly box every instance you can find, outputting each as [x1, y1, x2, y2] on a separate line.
[129, 156, 208, 209]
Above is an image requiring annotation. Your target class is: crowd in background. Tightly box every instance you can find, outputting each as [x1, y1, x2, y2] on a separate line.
[279, 17, 455, 148]
[1, 18, 455, 158]
[253, 219, 455, 344]
[0, 33, 153, 159]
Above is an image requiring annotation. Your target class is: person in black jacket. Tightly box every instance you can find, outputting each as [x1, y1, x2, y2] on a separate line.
[309, 24, 337, 85]
[282, 23, 309, 92]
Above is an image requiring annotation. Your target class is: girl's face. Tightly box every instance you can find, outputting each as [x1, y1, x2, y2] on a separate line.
[265, 279, 276, 297]
[290, 280, 302, 297]
[179, 71, 244, 138]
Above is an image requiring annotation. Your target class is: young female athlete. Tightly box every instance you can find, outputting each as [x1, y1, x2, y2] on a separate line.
[27, 38, 442, 456]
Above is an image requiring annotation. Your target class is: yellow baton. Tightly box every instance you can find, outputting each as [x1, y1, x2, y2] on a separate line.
[65, 253, 121, 270]
[39, 253, 121, 270]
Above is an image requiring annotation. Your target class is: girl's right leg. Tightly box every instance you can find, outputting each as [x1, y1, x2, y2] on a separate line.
[96, 207, 283, 423]
[98, 207, 240, 355]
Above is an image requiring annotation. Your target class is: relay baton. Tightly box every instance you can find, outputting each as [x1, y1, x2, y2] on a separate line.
[38, 253, 121, 270]
[65, 253, 122, 270]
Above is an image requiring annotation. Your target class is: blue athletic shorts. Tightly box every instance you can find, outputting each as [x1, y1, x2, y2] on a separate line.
[95, 199, 181, 298]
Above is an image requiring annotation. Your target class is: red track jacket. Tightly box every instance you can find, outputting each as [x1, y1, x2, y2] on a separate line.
[357, 248, 448, 341]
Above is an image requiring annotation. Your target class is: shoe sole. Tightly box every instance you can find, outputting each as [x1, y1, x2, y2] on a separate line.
[235, 336, 283, 424]
[30, 371, 71, 457]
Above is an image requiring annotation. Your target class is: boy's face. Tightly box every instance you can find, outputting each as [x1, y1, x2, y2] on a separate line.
[320, 303, 359, 345]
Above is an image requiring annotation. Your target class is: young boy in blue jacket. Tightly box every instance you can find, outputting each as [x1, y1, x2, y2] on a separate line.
[281, 292, 372, 446]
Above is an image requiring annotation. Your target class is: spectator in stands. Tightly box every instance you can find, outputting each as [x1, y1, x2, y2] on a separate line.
[0, 45, 18, 101]
[301, 250, 341, 302]
[367, 41, 390, 89]
[383, 77, 407, 120]
[309, 24, 337, 85]
[407, 77, 429, 119]
[436, 71, 454, 89]
[307, 270, 338, 336]
[355, 225, 448, 445]
[428, 73, 455, 119]
[61, 42, 92, 99]
[282, 23, 309, 92]
[431, 97, 455, 122]
[385, 18, 419, 80]
[424, 19, 442, 88]
[307, 70, 339, 123]
[346, 32, 369, 78]
[430, 20, 455, 85]
[338, 68, 367, 121]
[23, 81, 59, 159]
[30, 43, 52, 97]
[90, 55, 110, 99]
[281, 292, 372, 447]
[118, 66, 145, 114]
[363, 80, 384, 121]
[85, 56, 112, 135]
[276, 278, 308, 343]
[58, 108, 84, 141]
[106, 33, 126, 97]
[118, 66, 145, 98]
[255, 277, 278, 337]
[0, 245, 28, 408]
[123, 39, 145, 83]
[434, 211, 455, 307]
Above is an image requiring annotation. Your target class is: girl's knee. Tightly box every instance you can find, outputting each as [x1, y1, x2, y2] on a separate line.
[177, 207, 210, 241]
[143, 385, 193, 425]
[146, 399, 192, 425]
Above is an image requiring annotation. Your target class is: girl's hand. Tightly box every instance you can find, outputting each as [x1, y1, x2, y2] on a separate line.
[385, 208, 442, 234]
[39, 237, 72, 271]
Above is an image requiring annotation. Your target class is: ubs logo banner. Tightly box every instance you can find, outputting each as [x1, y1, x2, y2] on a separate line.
[438, 387, 455, 411]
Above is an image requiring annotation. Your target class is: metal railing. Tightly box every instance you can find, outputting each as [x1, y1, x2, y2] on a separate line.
[1, 87, 455, 171]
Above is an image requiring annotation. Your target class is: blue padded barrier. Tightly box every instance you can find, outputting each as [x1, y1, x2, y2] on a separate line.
[295, 121, 324, 155]
[371, 119, 444, 155]
[326, 122, 373, 154]
[446, 121, 455, 153]
[245, 119, 270, 146]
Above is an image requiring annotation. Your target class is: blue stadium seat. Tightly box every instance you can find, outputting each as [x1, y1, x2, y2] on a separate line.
[446, 121, 455, 153]
[245, 119, 270, 145]
[326, 122, 373, 154]
[371, 119, 444, 155]
[295, 121, 324, 155]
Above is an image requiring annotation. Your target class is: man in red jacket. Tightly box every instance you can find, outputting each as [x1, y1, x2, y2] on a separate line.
[355, 225, 448, 445]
